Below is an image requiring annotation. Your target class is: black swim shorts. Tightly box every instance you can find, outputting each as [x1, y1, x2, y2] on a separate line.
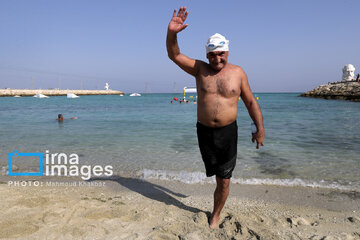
[196, 121, 238, 179]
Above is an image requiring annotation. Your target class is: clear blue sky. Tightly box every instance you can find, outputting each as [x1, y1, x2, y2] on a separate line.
[0, 0, 359, 93]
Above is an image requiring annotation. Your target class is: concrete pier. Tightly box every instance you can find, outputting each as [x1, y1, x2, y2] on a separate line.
[0, 89, 124, 97]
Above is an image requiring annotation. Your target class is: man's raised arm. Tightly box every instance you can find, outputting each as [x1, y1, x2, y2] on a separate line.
[166, 7, 200, 77]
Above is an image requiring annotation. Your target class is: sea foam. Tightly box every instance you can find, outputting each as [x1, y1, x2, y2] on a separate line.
[139, 169, 356, 191]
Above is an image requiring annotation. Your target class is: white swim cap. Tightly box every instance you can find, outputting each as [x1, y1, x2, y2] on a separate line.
[205, 33, 229, 54]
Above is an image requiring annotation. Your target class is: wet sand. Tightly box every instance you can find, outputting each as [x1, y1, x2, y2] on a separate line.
[0, 176, 359, 239]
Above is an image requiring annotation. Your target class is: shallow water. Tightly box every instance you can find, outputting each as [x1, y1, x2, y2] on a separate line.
[1, 93, 359, 190]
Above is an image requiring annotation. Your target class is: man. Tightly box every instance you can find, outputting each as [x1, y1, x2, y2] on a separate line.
[57, 114, 64, 121]
[56, 114, 77, 121]
[166, 7, 265, 228]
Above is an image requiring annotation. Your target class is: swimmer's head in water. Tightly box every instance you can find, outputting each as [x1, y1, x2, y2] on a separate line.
[57, 114, 64, 120]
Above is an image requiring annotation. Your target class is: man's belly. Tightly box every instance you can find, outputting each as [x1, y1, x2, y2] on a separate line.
[197, 102, 238, 128]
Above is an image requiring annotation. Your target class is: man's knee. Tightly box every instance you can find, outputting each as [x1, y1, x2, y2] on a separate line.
[216, 177, 230, 190]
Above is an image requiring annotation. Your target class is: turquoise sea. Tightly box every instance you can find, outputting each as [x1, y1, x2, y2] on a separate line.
[0, 93, 359, 190]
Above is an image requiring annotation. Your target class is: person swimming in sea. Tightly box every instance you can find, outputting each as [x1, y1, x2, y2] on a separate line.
[57, 114, 77, 121]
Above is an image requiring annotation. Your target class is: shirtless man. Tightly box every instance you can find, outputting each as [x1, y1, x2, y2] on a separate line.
[166, 7, 265, 228]
[57, 114, 64, 121]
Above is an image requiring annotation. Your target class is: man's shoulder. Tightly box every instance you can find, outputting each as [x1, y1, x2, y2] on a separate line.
[227, 63, 245, 72]
[224, 63, 246, 78]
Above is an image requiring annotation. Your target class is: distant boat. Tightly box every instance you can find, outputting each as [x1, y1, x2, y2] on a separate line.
[67, 93, 79, 98]
[129, 93, 141, 97]
[119, 93, 125, 96]
[13, 95, 21, 98]
[33, 93, 49, 98]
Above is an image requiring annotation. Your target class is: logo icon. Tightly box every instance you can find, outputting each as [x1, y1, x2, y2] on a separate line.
[8, 150, 43, 176]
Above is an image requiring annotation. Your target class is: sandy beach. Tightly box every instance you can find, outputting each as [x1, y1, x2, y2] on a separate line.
[0, 176, 359, 240]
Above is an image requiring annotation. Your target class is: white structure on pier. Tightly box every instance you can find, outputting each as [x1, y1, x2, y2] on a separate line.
[342, 64, 355, 82]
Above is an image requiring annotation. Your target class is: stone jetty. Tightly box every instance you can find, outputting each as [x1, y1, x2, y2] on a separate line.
[300, 81, 360, 101]
[0, 89, 124, 97]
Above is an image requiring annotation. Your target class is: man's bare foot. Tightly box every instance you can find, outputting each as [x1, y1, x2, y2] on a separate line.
[209, 213, 220, 229]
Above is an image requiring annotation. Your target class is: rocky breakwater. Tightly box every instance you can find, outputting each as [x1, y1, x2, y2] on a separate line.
[300, 81, 360, 102]
[0, 89, 124, 97]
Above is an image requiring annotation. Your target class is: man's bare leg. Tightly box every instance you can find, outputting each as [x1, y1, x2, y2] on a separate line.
[209, 176, 230, 228]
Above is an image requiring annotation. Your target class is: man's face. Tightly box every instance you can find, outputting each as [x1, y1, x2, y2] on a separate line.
[206, 51, 229, 71]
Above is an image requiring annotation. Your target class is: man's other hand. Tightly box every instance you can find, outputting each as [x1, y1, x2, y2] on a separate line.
[252, 128, 265, 149]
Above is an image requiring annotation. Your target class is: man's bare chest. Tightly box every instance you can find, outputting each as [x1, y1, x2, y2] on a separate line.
[197, 75, 240, 97]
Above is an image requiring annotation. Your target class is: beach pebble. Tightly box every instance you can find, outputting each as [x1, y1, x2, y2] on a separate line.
[148, 232, 178, 240]
[192, 212, 208, 225]
[321, 236, 337, 240]
[294, 217, 312, 226]
[10, 165, 19, 171]
[347, 216, 360, 224]
[185, 231, 204, 240]
[287, 217, 314, 227]
[323, 235, 356, 240]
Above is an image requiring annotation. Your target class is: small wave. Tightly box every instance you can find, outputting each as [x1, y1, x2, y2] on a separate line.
[140, 169, 214, 184]
[138, 169, 358, 191]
